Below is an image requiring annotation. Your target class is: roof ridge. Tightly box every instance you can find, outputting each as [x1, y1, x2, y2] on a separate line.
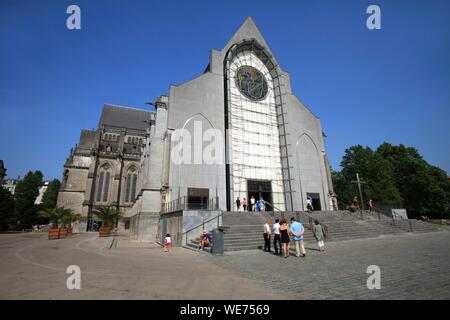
[103, 103, 154, 113]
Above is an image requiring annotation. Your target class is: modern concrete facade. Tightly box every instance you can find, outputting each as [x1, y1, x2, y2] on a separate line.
[58, 17, 335, 240]
[131, 17, 335, 241]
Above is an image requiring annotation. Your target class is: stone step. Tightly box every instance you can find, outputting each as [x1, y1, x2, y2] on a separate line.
[186, 211, 447, 253]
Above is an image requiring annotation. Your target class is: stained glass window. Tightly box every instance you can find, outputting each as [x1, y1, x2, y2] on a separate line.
[234, 66, 268, 101]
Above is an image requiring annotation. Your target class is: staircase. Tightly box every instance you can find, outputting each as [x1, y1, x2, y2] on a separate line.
[185, 210, 448, 253]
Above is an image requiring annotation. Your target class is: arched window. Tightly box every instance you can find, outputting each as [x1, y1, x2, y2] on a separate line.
[125, 166, 138, 203]
[96, 164, 112, 203]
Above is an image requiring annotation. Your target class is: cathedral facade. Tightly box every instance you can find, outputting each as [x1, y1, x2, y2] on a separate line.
[57, 104, 153, 231]
[58, 17, 336, 240]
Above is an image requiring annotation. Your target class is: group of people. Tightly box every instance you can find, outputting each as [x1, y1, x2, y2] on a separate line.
[349, 196, 375, 213]
[236, 196, 266, 212]
[263, 217, 327, 258]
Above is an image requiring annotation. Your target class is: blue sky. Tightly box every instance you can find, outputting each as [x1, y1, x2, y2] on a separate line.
[0, 0, 449, 180]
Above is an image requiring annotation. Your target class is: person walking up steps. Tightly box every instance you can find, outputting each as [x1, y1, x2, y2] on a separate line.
[279, 219, 290, 258]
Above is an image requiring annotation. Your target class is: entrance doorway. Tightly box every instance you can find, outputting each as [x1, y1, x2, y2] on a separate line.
[306, 193, 321, 211]
[247, 180, 273, 211]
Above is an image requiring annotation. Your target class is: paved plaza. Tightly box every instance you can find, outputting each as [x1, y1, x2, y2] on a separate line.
[201, 232, 450, 299]
[0, 231, 449, 299]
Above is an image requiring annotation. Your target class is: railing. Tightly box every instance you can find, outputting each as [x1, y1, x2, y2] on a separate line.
[262, 201, 327, 234]
[295, 210, 330, 235]
[182, 210, 225, 247]
[353, 205, 415, 232]
[162, 196, 220, 214]
[163, 196, 187, 213]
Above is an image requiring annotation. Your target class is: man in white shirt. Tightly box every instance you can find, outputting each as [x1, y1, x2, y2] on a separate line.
[263, 220, 271, 252]
[272, 218, 281, 255]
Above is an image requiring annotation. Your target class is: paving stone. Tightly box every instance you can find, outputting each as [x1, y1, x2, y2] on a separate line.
[199, 231, 450, 299]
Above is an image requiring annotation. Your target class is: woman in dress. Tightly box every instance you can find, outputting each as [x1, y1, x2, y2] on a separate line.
[279, 219, 290, 258]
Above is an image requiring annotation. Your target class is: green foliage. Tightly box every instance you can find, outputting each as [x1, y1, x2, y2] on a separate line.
[333, 142, 449, 218]
[38, 207, 72, 229]
[0, 186, 15, 231]
[13, 171, 43, 229]
[93, 206, 122, 228]
[60, 210, 82, 228]
[41, 179, 61, 209]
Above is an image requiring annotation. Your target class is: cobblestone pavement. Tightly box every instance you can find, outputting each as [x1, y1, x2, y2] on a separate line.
[0, 232, 287, 299]
[2, 231, 449, 299]
[200, 232, 450, 299]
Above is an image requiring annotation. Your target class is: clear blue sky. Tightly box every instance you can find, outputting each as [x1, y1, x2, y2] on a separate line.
[1, 0, 449, 180]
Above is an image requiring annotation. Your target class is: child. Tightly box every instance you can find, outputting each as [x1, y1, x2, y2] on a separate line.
[164, 233, 172, 252]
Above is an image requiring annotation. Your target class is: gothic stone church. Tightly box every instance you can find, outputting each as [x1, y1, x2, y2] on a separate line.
[57, 17, 336, 241]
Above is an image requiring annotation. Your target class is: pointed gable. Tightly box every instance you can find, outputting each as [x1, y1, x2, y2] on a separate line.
[221, 17, 279, 66]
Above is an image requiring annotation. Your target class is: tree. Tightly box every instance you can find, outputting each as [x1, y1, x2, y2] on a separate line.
[13, 171, 43, 229]
[334, 142, 449, 219]
[375, 143, 449, 217]
[60, 210, 82, 228]
[41, 179, 61, 209]
[0, 186, 14, 231]
[335, 145, 402, 209]
[38, 207, 71, 229]
[93, 206, 122, 228]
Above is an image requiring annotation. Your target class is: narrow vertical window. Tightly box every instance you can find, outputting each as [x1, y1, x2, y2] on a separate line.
[125, 174, 131, 203]
[130, 174, 137, 202]
[102, 172, 110, 202]
[96, 171, 104, 202]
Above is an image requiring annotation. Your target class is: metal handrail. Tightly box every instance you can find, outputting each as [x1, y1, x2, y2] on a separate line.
[182, 210, 225, 246]
[162, 196, 219, 214]
[294, 210, 330, 236]
[260, 201, 328, 237]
